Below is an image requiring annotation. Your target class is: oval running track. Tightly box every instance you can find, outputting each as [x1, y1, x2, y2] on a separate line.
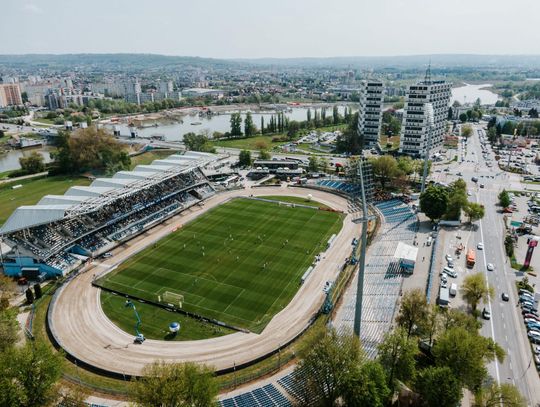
[49, 186, 358, 376]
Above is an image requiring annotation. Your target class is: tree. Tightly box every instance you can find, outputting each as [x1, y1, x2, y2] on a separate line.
[25, 288, 34, 304]
[335, 113, 361, 154]
[341, 360, 390, 407]
[459, 113, 468, 123]
[396, 288, 428, 338]
[397, 156, 414, 177]
[183, 133, 216, 153]
[131, 361, 218, 407]
[332, 105, 340, 125]
[308, 156, 319, 172]
[529, 108, 539, 119]
[378, 328, 417, 390]
[433, 327, 504, 391]
[229, 112, 242, 137]
[287, 120, 300, 139]
[461, 124, 473, 138]
[0, 309, 18, 353]
[0, 341, 64, 407]
[505, 234, 515, 257]
[238, 150, 252, 167]
[473, 383, 526, 407]
[445, 178, 468, 220]
[487, 126, 498, 144]
[439, 308, 481, 333]
[420, 185, 448, 221]
[33, 283, 42, 299]
[464, 202, 485, 223]
[370, 155, 401, 188]
[415, 366, 462, 407]
[498, 189, 511, 208]
[294, 326, 364, 406]
[243, 112, 256, 137]
[51, 128, 130, 174]
[0, 274, 15, 311]
[258, 149, 270, 160]
[462, 273, 494, 312]
[19, 152, 45, 174]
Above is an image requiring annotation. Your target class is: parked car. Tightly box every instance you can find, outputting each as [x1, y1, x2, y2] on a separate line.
[482, 308, 491, 320]
[443, 267, 458, 278]
[323, 281, 333, 293]
[445, 254, 453, 262]
[524, 313, 540, 321]
[528, 330, 540, 343]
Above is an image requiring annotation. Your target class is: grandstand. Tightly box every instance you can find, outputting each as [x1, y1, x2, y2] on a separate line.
[0, 151, 218, 278]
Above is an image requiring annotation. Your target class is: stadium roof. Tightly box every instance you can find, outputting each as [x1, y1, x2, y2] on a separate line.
[394, 242, 418, 262]
[0, 151, 218, 235]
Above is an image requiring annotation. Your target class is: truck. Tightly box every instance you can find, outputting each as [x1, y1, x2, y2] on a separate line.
[466, 249, 476, 268]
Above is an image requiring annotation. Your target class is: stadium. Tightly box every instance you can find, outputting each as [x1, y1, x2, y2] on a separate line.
[0, 150, 363, 379]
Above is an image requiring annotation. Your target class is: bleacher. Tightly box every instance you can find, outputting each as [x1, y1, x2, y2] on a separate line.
[219, 384, 291, 407]
[334, 199, 417, 358]
[1, 152, 218, 276]
[316, 179, 361, 195]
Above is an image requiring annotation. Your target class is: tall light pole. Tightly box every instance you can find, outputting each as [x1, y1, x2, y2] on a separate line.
[420, 103, 435, 194]
[353, 158, 370, 338]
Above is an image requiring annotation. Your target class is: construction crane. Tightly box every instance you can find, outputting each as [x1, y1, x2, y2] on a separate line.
[125, 299, 145, 344]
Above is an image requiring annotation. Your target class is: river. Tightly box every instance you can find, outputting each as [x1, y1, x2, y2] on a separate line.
[101, 105, 354, 141]
[451, 83, 499, 105]
[0, 147, 53, 173]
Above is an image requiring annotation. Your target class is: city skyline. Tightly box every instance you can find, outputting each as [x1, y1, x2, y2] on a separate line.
[2, 0, 540, 58]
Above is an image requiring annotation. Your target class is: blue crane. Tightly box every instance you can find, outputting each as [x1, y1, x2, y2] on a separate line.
[125, 299, 145, 344]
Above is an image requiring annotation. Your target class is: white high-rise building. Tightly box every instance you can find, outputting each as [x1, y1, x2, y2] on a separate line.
[357, 80, 384, 148]
[399, 79, 451, 157]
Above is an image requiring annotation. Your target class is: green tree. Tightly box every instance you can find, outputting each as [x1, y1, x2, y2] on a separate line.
[332, 105, 340, 125]
[415, 366, 462, 407]
[464, 202, 485, 223]
[370, 155, 401, 188]
[342, 360, 390, 407]
[183, 133, 216, 153]
[397, 156, 414, 177]
[287, 120, 300, 139]
[0, 341, 63, 407]
[461, 124, 473, 138]
[459, 113, 468, 123]
[378, 328, 417, 390]
[229, 112, 242, 137]
[243, 112, 256, 137]
[258, 149, 271, 160]
[445, 178, 468, 220]
[25, 288, 34, 304]
[0, 309, 18, 353]
[462, 273, 494, 312]
[33, 283, 42, 299]
[396, 288, 428, 338]
[498, 189, 511, 208]
[19, 151, 45, 174]
[308, 156, 319, 172]
[433, 327, 504, 391]
[335, 113, 361, 154]
[131, 361, 218, 407]
[505, 235, 514, 257]
[439, 308, 481, 332]
[420, 185, 449, 221]
[473, 383, 526, 407]
[294, 326, 364, 406]
[238, 150, 252, 167]
[487, 126, 498, 143]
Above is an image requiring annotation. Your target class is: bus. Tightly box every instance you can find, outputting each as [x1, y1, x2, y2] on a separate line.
[466, 249, 476, 268]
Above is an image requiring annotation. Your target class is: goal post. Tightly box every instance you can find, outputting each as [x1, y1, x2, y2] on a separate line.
[158, 291, 184, 308]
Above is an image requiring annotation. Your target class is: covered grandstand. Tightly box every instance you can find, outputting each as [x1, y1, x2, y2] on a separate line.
[0, 151, 218, 278]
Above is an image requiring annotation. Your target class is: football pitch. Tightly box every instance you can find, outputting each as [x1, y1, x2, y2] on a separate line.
[97, 197, 344, 333]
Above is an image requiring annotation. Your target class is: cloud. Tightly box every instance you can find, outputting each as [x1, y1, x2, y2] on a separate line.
[23, 4, 44, 14]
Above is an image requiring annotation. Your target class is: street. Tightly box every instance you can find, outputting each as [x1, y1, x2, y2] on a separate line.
[434, 124, 540, 404]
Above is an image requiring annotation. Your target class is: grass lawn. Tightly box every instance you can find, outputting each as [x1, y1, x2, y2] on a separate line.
[257, 195, 330, 209]
[129, 149, 179, 169]
[380, 135, 400, 151]
[0, 175, 91, 226]
[212, 135, 286, 150]
[97, 198, 343, 333]
[100, 291, 234, 341]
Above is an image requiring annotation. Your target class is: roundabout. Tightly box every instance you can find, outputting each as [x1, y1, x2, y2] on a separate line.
[47, 186, 357, 377]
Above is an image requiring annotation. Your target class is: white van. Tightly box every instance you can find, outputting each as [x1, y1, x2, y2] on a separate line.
[450, 283, 457, 297]
[426, 237, 432, 246]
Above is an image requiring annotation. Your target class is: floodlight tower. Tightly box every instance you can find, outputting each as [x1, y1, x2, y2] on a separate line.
[348, 157, 374, 338]
[420, 102, 435, 194]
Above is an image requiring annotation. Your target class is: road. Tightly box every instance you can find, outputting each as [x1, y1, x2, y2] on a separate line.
[434, 124, 540, 405]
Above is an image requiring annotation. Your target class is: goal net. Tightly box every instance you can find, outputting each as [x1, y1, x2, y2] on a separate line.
[158, 291, 184, 308]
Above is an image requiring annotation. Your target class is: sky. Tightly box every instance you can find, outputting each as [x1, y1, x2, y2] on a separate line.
[2, 0, 540, 58]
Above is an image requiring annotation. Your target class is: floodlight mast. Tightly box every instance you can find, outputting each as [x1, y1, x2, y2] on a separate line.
[420, 103, 435, 194]
[353, 157, 369, 338]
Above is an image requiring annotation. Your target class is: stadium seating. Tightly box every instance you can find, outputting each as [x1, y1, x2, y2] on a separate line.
[219, 383, 291, 407]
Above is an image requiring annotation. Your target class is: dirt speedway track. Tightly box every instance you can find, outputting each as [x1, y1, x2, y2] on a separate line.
[48, 186, 358, 377]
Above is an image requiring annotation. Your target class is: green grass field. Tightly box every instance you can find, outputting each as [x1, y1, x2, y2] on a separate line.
[0, 176, 91, 225]
[98, 198, 343, 333]
[100, 291, 234, 341]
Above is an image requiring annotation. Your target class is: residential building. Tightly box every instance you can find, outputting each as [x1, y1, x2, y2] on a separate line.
[357, 80, 384, 148]
[399, 78, 451, 157]
[0, 83, 23, 107]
